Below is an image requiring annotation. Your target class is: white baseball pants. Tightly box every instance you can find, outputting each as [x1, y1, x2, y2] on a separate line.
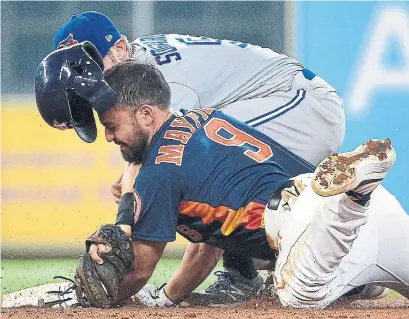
[222, 71, 345, 166]
[265, 184, 409, 308]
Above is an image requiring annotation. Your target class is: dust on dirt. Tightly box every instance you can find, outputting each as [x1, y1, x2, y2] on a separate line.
[2, 295, 408, 319]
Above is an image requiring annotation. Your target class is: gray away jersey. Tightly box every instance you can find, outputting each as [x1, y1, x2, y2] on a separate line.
[131, 34, 303, 110]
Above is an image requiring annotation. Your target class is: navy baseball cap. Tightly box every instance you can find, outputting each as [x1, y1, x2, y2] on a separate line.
[54, 11, 121, 58]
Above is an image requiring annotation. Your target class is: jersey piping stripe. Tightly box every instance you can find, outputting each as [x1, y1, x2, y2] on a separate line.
[244, 90, 302, 124]
[245, 89, 306, 128]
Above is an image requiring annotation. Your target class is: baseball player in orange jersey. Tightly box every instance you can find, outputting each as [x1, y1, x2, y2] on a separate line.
[134, 141, 409, 308]
[50, 11, 345, 301]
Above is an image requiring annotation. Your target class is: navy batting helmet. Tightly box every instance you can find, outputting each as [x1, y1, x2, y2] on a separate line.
[35, 41, 116, 143]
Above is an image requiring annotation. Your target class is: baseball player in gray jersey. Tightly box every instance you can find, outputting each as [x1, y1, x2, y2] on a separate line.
[52, 11, 346, 302]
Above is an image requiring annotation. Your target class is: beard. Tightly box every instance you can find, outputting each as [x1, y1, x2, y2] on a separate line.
[120, 123, 149, 164]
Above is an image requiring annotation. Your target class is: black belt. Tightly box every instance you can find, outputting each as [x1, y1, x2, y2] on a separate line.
[267, 180, 296, 210]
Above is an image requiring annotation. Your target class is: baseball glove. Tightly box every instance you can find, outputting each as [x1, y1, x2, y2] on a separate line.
[74, 224, 134, 308]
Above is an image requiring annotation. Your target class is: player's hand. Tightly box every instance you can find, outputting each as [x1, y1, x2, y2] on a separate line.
[281, 180, 305, 209]
[121, 163, 141, 194]
[88, 225, 131, 264]
[111, 174, 123, 205]
[281, 175, 311, 210]
[52, 121, 72, 130]
[89, 243, 107, 265]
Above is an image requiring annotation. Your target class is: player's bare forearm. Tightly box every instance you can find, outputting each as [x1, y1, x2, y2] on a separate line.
[165, 242, 224, 302]
[119, 269, 152, 300]
[118, 239, 167, 300]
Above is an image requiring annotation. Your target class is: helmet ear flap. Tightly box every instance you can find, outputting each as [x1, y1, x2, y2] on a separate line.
[65, 89, 97, 143]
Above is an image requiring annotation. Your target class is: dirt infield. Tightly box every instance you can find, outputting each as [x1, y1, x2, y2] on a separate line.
[2, 295, 408, 319]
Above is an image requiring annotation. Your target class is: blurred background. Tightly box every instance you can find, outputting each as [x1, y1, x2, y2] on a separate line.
[1, 1, 408, 292]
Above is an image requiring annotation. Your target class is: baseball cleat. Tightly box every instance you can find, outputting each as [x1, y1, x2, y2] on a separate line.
[312, 139, 396, 197]
[184, 269, 263, 306]
[359, 285, 390, 300]
[343, 284, 389, 300]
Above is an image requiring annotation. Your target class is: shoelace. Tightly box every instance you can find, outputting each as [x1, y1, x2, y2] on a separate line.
[44, 276, 81, 307]
[205, 271, 234, 293]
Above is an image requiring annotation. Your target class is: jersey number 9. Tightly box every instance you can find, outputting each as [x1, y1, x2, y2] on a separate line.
[204, 118, 273, 163]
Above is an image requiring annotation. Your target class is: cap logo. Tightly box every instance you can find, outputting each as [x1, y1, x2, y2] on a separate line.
[105, 34, 113, 42]
[57, 33, 78, 49]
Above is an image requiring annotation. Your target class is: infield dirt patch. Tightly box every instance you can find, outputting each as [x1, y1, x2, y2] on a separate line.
[2, 295, 408, 319]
